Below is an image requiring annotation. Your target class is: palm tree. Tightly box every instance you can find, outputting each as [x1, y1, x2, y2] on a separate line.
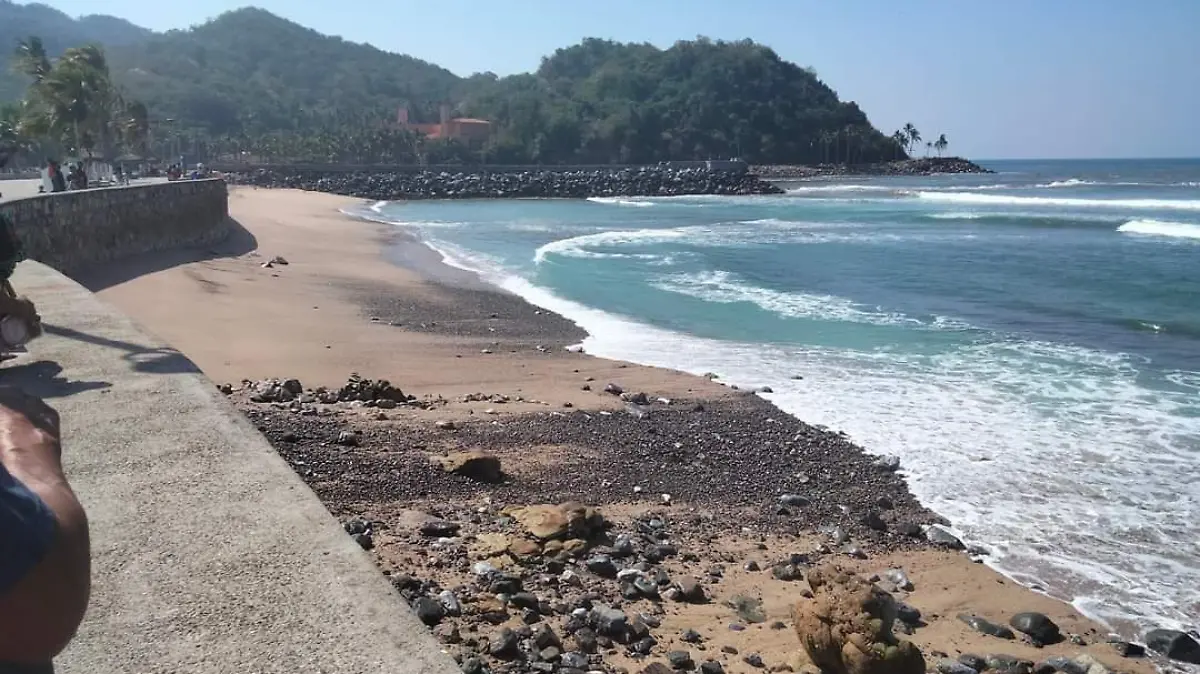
[12, 37, 51, 82]
[890, 130, 907, 160]
[934, 134, 948, 157]
[925, 141, 933, 157]
[18, 43, 118, 159]
[0, 104, 32, 164]
[903, 123, 921, 158]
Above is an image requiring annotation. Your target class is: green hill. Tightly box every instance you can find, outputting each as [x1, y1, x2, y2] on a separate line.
[103, 8, 462, 135]
[464, 38, 895, 164]
[0, 1, 149, 100]
[1, 5, 904, 164]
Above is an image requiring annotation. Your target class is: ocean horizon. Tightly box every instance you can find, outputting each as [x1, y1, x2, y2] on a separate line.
[351, 157, 1200, 641]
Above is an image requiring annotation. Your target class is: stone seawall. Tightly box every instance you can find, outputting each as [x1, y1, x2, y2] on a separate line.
[227, 166, 781, 200]
[0, 179, 229, 273]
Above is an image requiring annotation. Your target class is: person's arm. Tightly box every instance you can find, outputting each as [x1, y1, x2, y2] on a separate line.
[0, 390, 90, 664]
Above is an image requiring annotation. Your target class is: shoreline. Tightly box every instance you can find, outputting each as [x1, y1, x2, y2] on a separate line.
[356, 203, 1163, 635]
[87, 187, 1171, 673]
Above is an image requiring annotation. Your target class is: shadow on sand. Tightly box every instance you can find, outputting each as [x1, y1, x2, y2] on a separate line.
[69, 216, 258, 291]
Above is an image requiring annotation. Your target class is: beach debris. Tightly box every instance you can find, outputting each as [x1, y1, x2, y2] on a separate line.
[1108, 640, 1145, 658]
[270, 255, 289, 265]
[335, 430, 359, 446]
[604, 382, 624, 395]
[1009, 612, 1062, 645]
[792, 566, 925, 674]
[1145, 629, 1200, 664]
[957, 614, 1016, 639]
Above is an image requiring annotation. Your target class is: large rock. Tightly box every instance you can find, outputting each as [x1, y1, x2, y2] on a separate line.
[1009, 612, 1061, 644]
[505, 502, 605, 540]
[1145, 629, 1200, 664]
[791, 566, 925, 674]
[433, 451, 503, 482]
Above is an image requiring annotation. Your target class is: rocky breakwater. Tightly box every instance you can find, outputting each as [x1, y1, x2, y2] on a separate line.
[225, 166, 784, 200]
[753, 157, 991, 179]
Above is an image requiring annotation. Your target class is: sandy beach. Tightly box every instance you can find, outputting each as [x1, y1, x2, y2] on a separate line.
[83, 187, 1160, 674]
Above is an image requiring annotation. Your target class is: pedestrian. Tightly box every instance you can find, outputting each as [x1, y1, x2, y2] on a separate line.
[47, 161, 65, 194]
[0, 388, 91, 670]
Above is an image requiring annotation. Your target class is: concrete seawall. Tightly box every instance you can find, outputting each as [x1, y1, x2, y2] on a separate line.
[2, 184, 458, 673]
[0, 180, 229, 274]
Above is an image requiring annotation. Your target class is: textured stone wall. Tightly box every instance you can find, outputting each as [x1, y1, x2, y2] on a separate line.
[0, 179, 229, 274]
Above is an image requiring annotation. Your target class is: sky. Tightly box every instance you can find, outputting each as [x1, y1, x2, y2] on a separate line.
[18, 0, 1200, 160]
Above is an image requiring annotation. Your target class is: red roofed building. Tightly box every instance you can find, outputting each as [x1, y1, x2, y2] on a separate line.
[396, 103, 492, 147]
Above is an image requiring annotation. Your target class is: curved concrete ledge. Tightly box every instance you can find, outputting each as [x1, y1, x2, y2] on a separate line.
[8, 261, 457, 674]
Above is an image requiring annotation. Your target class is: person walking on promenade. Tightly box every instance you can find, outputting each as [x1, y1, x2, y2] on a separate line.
[0, 388, 91, 672]
[47, 161, 65, 194]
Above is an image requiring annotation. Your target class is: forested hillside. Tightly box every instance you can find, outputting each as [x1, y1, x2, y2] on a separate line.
[464, 38, 894, 164]
[2, 5, 905, 164]
[0, 0, 149, 101]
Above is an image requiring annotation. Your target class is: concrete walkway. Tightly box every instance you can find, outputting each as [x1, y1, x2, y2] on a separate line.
[1, 177, 168, 203]
[5, 261, 458, 673]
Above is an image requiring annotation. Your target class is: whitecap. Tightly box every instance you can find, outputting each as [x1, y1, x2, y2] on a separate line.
[652, 270, 966, 329]
[916, 191, 1200, 211]
[586, 196, 656, 207]
[1117, 219, 1200, 240]
[534, 227, 689, 263]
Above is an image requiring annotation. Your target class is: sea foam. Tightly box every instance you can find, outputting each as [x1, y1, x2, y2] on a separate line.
[917, 191, 1200, 211]
[1117, 219, 1200, 240]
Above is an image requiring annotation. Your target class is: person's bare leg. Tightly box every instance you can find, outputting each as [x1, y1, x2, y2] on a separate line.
[0, 389, 90, 665]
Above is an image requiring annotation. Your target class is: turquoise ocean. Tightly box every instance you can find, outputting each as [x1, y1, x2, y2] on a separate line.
[353, 159, 1200, 638]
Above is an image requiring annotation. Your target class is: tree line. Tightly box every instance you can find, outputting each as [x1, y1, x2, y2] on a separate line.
[3, 26, 957, 168]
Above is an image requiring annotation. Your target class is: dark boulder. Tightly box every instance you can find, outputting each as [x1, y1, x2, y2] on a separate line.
[1145, 629, 1200, 664]
[1009, 612, 1062, 645]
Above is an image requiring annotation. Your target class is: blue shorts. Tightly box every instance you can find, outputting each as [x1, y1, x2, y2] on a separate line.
[0, 464, 56, 595]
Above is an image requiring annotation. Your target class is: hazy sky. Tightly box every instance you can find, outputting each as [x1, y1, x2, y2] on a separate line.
[20, 0, 1200, 160]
